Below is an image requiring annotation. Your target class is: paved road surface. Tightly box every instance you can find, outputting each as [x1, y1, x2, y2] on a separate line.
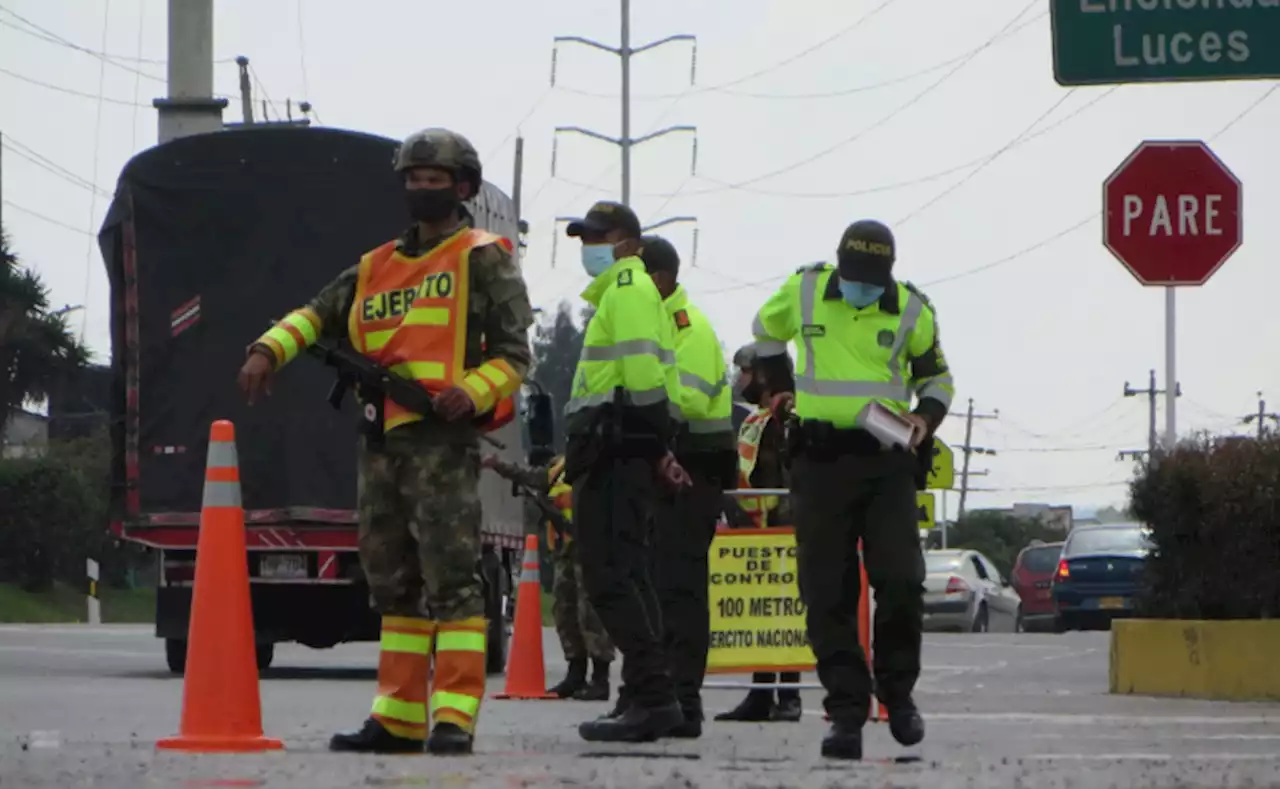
[2, 625, 1278, 788]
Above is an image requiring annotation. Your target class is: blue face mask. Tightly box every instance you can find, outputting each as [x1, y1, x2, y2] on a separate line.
[839, 280, 885, 309]
[581, 244, 615, 277]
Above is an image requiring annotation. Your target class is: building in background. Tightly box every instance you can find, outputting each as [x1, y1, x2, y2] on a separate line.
[2, 410, 48, 458]
[977, 502, 1074, 533]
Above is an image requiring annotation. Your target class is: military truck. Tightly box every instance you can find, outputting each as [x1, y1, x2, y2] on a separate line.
[98, 125, 534, 674]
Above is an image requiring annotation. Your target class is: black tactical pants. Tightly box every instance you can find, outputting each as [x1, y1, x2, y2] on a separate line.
[791, 450, 925, 724]
[573, 457, 673, 707]
[653, 465, 723, 715]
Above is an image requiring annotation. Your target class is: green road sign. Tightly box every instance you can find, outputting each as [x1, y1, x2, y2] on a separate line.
[1050, 0, 1280, 86]
[928, 439, 955, 490]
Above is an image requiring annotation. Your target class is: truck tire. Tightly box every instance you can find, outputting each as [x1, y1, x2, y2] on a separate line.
[165, 638, 187, 675]
[481, 551, 508, 675]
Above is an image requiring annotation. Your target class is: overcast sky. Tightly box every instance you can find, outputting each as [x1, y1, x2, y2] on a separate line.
[2, 0, 1277, 514]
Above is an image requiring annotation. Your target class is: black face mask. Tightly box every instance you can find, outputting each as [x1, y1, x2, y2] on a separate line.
[738, 379, 764, 406]
[406, 187, 460, 222]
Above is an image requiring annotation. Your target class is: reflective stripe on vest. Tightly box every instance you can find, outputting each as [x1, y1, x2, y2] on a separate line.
[736, 407, 778, 528]
[756, 273, 925, 429]
[347, 228, 513, 433]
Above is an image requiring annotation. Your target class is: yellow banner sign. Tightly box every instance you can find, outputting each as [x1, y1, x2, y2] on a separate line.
[706, 529, 816, 673]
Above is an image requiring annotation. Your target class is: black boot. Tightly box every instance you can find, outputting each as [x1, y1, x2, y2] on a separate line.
[578, 698, 684, 743]
[713, 690, 774, 722]
[771, 694, 803, 722]
[329, 718, 423, 754]
[820, 720, 863, 760]
[666, 698, 703, 739]
[886, 699, 925, 746]
[425, 722, 473, 755]
[572, 659, 611, 701]
[548, 658, 588, 698]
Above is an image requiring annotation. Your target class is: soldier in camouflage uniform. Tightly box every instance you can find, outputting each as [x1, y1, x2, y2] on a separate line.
[237, 129, 534, 756]
[482, 453, 616, 700]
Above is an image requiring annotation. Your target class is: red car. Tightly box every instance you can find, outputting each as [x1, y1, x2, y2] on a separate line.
[1010, 540, 1064, 632]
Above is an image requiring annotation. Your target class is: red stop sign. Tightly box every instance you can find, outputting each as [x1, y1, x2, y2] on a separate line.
[1103, 140, 1242, 286]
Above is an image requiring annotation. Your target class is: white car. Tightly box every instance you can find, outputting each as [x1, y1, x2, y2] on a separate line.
[922, 549, 1023, 633]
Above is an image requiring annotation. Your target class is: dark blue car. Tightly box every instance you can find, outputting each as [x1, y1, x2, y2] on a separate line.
[1052, 522, 1152, 632]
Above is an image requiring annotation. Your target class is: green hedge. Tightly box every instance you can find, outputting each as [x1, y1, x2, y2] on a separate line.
[0, 454, 104, 591]
[1130, 433, 1280, 620]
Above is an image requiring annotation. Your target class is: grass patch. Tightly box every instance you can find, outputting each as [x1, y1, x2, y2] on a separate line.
[0, 582, 155, 624]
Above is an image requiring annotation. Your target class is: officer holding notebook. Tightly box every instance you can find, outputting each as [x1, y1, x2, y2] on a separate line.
[749, 219, 955, 761]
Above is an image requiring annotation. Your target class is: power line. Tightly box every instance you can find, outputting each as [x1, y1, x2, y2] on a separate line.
[663, 0, 1039, 195]
[80, 0, 112, 344]
[1, 137, 110, 197]
[0, 11, 236, 65]
[295, 0, 311, 103]
[0, 66, 151, 107]
[998, 444, 1128, 453]
[0, 8, 164, 83]
[896, 89, 1077, 226]
[3, 200, 95, 236]
[552, 0, 903, 101]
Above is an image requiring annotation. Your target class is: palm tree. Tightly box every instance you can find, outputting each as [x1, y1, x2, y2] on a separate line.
[0, 224, 90, 427]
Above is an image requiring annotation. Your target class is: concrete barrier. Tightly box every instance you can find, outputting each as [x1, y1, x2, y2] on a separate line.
[1110, 619, 1280, 702]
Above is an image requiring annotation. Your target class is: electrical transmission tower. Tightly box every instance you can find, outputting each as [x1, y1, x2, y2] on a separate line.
[547, 0, 699, 265]
[953, 398, 998, 520]
[1241, 392, 1280, 439]
[1117, 369, 1181, 463]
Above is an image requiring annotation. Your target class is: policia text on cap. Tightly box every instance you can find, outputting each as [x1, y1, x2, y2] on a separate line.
[750, 219, 955, 761]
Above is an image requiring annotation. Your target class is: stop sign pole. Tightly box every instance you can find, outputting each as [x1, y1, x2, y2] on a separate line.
[1103, 140, 1243, 450]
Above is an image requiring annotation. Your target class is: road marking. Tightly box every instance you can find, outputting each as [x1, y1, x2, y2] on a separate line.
[802, 710, 1280, 725]
[1031, 732, 1280, 741]
[1027, 753, 1280, 762]
[0, 625, 152, 636]
[0, 645, 157, 658]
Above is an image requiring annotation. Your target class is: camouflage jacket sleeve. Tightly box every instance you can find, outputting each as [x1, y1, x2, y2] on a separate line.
[488, 457, 549, 492]
[457, 241, 535, 416]
[249, 265, 358, 369]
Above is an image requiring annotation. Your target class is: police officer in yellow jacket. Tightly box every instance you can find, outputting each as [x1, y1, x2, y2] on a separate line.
[562, 202, 691, 743]
[751, 220, 954, 760]
[637, 236, 737, 739]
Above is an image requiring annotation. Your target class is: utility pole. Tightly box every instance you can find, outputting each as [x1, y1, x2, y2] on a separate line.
[954, 398, 998, 521]
[153, 0, 228, 144]
[1241, 392, 1280, 439]
[513, 136, 529, 263]
[1121, 369, 1182, 460]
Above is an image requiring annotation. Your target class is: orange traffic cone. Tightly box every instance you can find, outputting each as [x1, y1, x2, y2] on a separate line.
[157, 420, 283, 752]
[491, 534, 558, 700]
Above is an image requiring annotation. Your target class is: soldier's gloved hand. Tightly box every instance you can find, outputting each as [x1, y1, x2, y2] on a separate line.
[237, 350, 275, 405]
[434, 385, 477, 421]
[657, 451, 692, 490]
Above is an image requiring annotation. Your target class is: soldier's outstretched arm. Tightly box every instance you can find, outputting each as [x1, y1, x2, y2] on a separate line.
[458, 242, 535, 417]
[484, 456, 547, 490]
[905, 287, 954, 430]
[750, 274, 802, 390]
[249, 265, 359, 369]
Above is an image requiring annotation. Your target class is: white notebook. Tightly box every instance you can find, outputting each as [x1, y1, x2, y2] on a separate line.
[863, 402, 916, 449]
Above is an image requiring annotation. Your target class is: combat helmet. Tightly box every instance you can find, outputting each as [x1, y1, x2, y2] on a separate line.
[393, 128, 483, 196]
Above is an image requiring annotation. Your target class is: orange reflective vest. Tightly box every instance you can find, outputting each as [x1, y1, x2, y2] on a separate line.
[347, 228, 519, 434]
[737, 406, 780, 528]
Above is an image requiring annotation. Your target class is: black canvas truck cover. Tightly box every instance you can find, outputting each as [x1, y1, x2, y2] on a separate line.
[99, 126, 525, 543]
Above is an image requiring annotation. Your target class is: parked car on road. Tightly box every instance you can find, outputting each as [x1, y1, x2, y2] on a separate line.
[1051, 522, 1152, 632]
[1011, 540, 1064, 632]
[923, 549, 1022, 633]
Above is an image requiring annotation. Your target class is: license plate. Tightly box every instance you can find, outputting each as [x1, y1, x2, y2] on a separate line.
[261, 553, 307, 579]
[1098, 596, 1125, 610]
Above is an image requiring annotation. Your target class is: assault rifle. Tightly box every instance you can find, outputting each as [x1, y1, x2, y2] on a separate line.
[485, 461, 573, 538]
[302, 335, 503, 449]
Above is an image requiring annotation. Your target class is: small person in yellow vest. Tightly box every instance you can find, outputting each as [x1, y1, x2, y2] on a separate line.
[715, 343, 804, 723]
[481, 452, 616, 701]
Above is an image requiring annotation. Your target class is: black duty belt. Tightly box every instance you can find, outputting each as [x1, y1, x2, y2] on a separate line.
[787, 419, 889, 458]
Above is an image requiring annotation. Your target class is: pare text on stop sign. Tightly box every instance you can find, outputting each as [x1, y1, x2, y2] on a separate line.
[1122, 193, 1225, 237]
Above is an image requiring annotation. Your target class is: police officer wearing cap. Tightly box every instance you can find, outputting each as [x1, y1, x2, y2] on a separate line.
[562, 201, 691, 743]
[750, 220, 955, 760]
[636, 235, 737, 738]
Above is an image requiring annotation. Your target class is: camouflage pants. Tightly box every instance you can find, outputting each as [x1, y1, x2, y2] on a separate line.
[357, 426, 485, 622]
[552, 538, 615, 662]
